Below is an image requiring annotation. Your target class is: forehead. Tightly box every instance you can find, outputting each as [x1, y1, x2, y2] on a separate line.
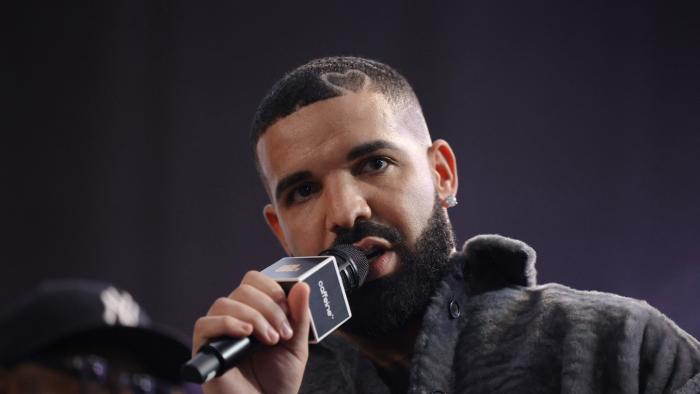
[256, 91, 422, 193]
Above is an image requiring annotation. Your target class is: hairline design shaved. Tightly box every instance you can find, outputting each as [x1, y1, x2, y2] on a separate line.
[319, 69, 372, 95]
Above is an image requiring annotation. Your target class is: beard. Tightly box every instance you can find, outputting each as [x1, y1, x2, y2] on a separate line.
[331, 199, 456, 338]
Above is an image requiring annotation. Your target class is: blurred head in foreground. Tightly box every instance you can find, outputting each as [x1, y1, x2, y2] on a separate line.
[0, 279, 200, 393]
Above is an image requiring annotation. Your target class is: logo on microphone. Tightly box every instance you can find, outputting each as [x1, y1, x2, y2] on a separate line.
[318, 280, 334, 319]
[275, 264, 301, 272]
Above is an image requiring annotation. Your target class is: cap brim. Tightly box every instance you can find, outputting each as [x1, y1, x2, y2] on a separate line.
[6, 324, 192, 384]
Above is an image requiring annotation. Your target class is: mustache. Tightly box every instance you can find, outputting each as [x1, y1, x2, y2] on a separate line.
[332, 220, 404, 248]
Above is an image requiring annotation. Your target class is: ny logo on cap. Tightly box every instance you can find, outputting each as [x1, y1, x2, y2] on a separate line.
[100, 286, 140, 326]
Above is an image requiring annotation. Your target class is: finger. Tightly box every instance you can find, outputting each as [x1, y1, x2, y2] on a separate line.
[238, 270, 289, 315]
[229, 284, 294, 340]
[208, 297, 283, 345]
[283, 282, 310, 362]
[192, 315, 253, 356]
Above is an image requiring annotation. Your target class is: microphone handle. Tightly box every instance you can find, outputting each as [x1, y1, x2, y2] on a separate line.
[180, 336, 261, 384]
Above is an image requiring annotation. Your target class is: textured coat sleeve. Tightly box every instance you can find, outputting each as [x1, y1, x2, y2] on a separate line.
[452, 283, 700, 394]
[547, 287, 700, 394]
[553, 287, 700, 394]
[636, 306, 700, 394]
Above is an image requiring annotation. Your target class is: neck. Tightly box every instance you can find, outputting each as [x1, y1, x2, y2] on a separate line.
[339, 319, 421, 369]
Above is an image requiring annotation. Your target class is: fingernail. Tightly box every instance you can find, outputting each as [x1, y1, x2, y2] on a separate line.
[280, 320, 293, 339]
[267, 326, 279, 343]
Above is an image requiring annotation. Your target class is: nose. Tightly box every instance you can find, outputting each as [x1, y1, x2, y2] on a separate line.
[323, 174, 371, 234]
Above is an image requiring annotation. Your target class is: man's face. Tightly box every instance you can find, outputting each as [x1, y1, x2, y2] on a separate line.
[256, 90, 458, 333]
[257, 91, 457, 337]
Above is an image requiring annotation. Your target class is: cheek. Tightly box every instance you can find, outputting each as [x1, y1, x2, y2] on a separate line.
[279, 209, 326, 256]
[395, 187, 436, 243]
[375, 166, 437, 244]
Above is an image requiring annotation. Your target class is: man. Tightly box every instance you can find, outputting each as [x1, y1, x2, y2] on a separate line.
[0, 279, 199, 393]
[192, 57, 700, 393]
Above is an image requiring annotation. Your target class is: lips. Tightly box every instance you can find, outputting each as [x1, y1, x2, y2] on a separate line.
[352, 237, 396, 281]
[353, 236, 392, 261]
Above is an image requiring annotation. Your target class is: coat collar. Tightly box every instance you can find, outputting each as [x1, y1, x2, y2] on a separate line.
[455, 234, 537, 295]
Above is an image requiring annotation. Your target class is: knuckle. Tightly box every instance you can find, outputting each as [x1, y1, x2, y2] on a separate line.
[235, 283, 255, 298]
[208, 297, 231, 314]
[213, 296, 231, 308]
[241, 270, 260, 283]
[193, 316, 208, 332]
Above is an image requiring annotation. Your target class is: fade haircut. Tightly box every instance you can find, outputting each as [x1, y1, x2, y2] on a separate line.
[250, 56, 425, 175]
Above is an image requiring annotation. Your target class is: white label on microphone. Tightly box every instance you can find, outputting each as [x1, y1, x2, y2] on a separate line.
[318, 280, 334, 319]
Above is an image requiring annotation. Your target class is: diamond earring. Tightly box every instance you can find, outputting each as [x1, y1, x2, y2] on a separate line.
[444, 195, 458, 208]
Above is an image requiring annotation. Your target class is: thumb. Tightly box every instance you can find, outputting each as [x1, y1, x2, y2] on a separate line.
[285, 281, 310, 358]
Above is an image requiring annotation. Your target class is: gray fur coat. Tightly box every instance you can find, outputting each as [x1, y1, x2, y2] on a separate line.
[299, 235, 700, 393]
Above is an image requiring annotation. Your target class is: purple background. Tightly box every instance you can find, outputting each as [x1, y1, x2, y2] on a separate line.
[4, 1, 699, 340]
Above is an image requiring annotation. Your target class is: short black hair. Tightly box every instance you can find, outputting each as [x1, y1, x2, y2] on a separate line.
[250, 56, 422, 152]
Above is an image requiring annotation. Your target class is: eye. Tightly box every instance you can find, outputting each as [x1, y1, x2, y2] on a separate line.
[358, 157, 393, 175]
[287, 182, 318, 204]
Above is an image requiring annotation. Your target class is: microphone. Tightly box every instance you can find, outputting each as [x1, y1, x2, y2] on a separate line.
[181, 244, 373, 384]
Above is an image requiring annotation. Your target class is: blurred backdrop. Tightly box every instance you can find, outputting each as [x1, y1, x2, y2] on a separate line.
[3, 1, 699, 339]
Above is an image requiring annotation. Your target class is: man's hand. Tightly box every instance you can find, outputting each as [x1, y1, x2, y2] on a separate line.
[192, 271, 311, 394]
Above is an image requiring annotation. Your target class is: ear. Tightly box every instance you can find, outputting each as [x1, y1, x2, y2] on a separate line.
[428, 139, 458, 203]
[263, 204, 291, 255]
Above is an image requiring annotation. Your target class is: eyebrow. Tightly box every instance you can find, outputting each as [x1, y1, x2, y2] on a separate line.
[346, 140, 400, 161]
[274, 139, 401, 202]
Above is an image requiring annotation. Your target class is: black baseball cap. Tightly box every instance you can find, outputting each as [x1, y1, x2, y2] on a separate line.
[0, 279, 192, 384]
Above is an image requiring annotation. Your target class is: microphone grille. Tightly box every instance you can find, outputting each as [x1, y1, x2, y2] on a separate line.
[326, 244, 369, 288]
